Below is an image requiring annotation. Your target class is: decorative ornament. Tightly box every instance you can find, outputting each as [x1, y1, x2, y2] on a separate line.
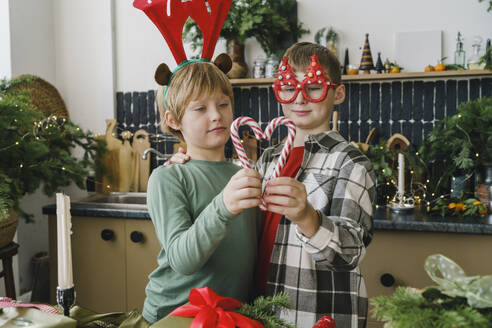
[169, 287, 263, 328]
[230, 116, 296, 181]
[272, 55, 339, 104]
[425, 254, 492, 308]
[133, 0, 233, 105]
[375, 52, 384, 74]
[359, 33, 375, 74]
[342, 48, 349, 75]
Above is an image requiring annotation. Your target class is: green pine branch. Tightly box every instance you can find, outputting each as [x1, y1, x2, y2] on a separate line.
[371, 287, 491, 328]
[235, 293, 296, 328]
[0, 76, 107, 222]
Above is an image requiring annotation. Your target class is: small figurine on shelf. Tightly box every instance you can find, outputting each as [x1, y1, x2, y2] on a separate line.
[375, 52, 384, 73]
[384, 58, 392, 73]
[359, 33, 375, 74]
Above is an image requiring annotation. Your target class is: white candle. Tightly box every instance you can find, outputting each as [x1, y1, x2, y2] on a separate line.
[398, 153, 405, 197]
[56, 193, 73, 289]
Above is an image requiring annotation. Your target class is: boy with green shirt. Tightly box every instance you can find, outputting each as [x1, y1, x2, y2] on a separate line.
[143, 61, 263, 324]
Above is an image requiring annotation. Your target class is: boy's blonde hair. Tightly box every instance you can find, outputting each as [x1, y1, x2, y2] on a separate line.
[157, 62, 234, 141]
[284, 42, 342, 84]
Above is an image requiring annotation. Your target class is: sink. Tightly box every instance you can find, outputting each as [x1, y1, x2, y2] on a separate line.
[72, 192, 147, 210]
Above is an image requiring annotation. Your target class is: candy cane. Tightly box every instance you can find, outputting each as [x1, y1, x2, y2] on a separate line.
[263, 117, 296, 179]
[230, 116, 296, 177]
[230, 116, 263, 169]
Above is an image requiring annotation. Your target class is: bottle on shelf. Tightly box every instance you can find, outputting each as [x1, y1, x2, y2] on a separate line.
[454, 31, 466, 67]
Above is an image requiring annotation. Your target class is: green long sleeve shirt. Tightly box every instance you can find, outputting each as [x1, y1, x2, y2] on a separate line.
[142, 160, 259, 323]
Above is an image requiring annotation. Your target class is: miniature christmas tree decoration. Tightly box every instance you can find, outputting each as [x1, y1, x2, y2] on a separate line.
[342, 48, 349, 75]
[359, 33, 375, 74]
[375, 52, 384, 74]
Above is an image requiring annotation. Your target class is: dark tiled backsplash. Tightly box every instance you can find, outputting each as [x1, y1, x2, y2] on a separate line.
[116, 77, 491, 170]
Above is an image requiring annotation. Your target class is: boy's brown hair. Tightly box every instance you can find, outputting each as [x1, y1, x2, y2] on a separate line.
[284, 42, 342, 84]
[157, 62, 234, 141]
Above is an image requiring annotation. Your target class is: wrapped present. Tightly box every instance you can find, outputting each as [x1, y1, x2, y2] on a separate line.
[152, 287, 262, 328]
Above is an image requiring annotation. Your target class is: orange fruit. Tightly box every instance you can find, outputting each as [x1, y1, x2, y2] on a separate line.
[473, 201, 488, 215]
[425, 65, 434, 72]
[455, 202, 466, 212]
[434, 63, 446, 71]
[390, 66, 400, 73]
[448, 202, 457, 210]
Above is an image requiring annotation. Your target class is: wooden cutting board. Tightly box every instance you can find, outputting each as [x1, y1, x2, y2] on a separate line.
[132, 129, 151, 192]
[96, 119, 122, 193]
[119, 130, 134, 192]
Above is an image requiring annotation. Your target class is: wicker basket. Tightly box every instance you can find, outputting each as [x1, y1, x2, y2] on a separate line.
[0, 209, 18, 248]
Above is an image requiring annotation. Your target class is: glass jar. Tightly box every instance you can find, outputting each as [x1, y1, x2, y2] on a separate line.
[468, 36, 485, 70]
[253, 57, 266, 79]
[265, 56, 279, 78]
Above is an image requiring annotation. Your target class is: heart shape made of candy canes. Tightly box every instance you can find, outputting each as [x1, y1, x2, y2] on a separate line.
[230, 116, 296, 180]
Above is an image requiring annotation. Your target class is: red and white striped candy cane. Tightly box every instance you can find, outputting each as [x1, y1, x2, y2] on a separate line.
[230, 116, 263, 168]
[263, 117, 296, 179]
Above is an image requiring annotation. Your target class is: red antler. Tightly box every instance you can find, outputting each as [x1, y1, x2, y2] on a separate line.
[188, 0, 232, 59]
[134, 0, 232, 64]
[133, 0, 189, 64]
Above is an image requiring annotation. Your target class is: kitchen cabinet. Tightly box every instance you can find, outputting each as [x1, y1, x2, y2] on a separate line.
[48, 216, 160, 313]
[361, 230, 492, 328]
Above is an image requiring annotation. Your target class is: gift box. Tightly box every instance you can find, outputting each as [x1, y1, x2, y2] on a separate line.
[0, 307, 77, 328]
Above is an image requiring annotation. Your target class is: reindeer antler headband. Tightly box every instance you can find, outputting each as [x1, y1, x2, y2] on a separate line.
[133, 0, 233, 107]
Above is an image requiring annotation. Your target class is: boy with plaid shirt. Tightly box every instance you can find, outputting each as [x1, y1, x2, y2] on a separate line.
[256, 42, 376, 328]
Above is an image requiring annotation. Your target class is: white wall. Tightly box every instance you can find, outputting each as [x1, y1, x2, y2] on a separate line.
[0, 0, 12, 80]
[53, 0, 115, 135]
[115, 0, 492, 91]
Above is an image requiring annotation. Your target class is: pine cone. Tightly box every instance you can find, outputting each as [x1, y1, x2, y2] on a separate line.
[313, 316, 336, 328]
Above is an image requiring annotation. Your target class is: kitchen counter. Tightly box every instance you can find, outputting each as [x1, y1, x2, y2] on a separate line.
[42, 203, 492, 235]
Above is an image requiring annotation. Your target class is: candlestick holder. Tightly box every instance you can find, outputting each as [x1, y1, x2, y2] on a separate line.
[388, 190, 415, 214]
[57, 286, 75, 316]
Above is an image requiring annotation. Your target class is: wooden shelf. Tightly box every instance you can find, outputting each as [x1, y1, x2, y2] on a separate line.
[230, 69, 492, 86]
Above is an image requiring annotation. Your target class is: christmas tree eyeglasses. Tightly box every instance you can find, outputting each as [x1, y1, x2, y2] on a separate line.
[272, 55, 339, 104]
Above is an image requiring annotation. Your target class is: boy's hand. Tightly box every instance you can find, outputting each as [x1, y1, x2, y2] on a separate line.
[165, 147, 190, 165]
[223, 168, 262, 215]
[263, 177, 320, 237]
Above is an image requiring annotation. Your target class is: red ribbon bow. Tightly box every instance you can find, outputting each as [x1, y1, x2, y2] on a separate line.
[169, 287, 263, 328]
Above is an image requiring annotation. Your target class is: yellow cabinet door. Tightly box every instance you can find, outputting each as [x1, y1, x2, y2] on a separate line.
[124, 219, 160, 312]
[49, 216, 127, 313]
[361, 230, 492, 328]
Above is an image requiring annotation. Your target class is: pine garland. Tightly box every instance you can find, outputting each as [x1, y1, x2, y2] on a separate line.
[235, 293, 296, 328]
[371, 287, 492, 328]
[418, 97, 492, 195]
[0, 77, 107, 222]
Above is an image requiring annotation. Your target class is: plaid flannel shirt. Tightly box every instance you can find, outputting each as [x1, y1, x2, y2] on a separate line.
[256, 131, 376, 328]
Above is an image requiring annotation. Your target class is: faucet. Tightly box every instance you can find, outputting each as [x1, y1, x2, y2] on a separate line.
[142, 148, 170, 161]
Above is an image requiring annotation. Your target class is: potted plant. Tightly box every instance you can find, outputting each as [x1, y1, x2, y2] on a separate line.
[418, 97, 492, 201]
[0, 77, 106, 247]
[314, 26, 339, 58]
[183, 0, 309, 78]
